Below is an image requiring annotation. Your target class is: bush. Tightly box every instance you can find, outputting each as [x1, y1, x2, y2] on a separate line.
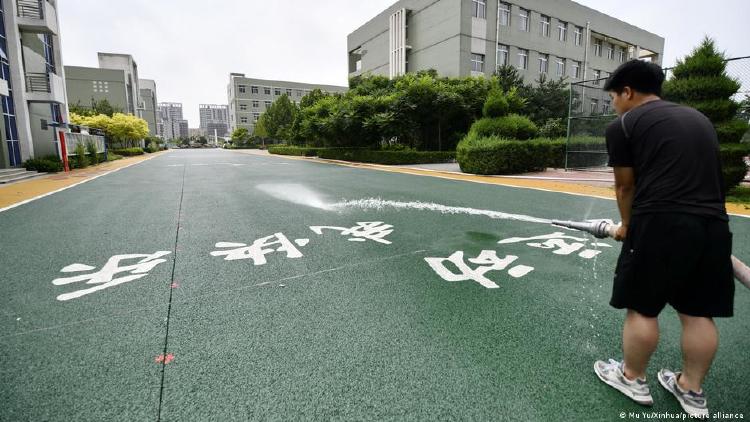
[268, 145, 321, 156]
[22, 155, 63, 173]
[74, 142, 89, 168]
[483, 90, 510, 118]
[456, 133, 565, 174]
[107, 152, 123, 161]
[86, 141, 99, 165]
[316, 149, 455, 165]
[715, 118, 750, 144]
[539, 118, 567, 139]
[469, 115, 539, 140]
[719, 143, 750, 191]
[110, 147, 144, 156]
[686, 99, 740, 123]
[662, 76, 741, 103]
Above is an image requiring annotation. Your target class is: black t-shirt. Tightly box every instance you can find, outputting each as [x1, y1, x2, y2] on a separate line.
[606, 100, 727, 221]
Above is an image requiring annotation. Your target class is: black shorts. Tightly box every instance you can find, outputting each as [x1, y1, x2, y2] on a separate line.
[610, 212, 734, 318]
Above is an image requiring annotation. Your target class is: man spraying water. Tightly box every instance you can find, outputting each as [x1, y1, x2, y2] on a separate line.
[590, 60, 734, 417]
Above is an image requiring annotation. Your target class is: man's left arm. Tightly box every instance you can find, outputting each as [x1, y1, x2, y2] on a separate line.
[613, 167, 635, 241]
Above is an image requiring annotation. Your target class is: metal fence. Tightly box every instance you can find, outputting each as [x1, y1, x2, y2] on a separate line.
[65, 132, 106, 156]
[565, 56, 750, 171]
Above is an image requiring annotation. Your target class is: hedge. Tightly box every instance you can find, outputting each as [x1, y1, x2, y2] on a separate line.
[470, 115, 538, 140]
[23, 155, 63, 173]
[457, 133, 565, 174]
[316, 149, 456, 165]
[720, 143, 750, 190]
[268, 146, 322, 156]
[110, 147, 144, 156]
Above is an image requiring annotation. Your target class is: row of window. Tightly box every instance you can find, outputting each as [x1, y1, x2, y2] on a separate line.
[589, 98, 612, 114]
[237, 85, 312, 97]
[92, 80, 110, 93]
[474, 48, 610, 81]
[239, 114, 261, 124]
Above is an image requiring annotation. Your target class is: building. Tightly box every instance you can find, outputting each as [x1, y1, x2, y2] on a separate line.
[227, 73, 347, 134]
[65, 66, 129, 113]
[139, 79, 158, 136]
[97, 53, 141, 117]
[1, 0, 69, 168]
[199, 104, 228, 137]
[157, 102, 188, 140]
[348, 0, 664, 87]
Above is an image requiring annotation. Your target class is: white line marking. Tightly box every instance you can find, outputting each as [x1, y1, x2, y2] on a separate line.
[0, 153, 164, 214]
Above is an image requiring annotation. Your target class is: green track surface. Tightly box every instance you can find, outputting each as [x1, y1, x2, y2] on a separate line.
[1, 150, 748, 421]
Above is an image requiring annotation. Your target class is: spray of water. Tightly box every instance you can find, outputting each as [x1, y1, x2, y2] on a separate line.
[256, 184, 335, 211]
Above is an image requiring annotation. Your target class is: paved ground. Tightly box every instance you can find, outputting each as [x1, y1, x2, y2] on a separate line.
[1, 149, 748, 421]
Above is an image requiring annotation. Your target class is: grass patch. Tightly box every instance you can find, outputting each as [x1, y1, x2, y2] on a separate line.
[726, 185, 750, 205]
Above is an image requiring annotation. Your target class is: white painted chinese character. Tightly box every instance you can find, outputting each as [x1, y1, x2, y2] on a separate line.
[310, 221, 393, 245]
[210, 233, 307, 265]
[497, 232, 612, 259]
[52, 251, 172, 301]
[425, 250, 534, 289]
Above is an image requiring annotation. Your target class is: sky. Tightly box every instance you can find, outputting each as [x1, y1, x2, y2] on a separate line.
[58, 0, 749, 127]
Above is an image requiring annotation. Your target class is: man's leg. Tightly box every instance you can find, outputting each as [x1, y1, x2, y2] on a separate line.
[677, 313, 718, 392]
[622, 309, 659, 380]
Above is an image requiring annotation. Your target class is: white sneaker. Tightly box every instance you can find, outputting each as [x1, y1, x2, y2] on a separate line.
[657, 369, 709, 417]
[594, 359, 654, 406]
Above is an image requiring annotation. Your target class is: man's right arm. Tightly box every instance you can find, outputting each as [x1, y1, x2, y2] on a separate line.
[613, 167, 635, 241]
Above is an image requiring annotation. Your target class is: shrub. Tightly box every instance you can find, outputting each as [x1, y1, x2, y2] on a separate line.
[483, 89, 510, 118]
[456, 132, 565, 174]
[316, 149, 456, 165]
[268, 145, 321, 156]
[86, 141, 99, 165]
[107, 152, 123, 161]
[74, 142, 89, 168]
[714, 118, 750, 144]
[22, 155, 63, 173]
[685, 99, 740, 123]
[719, 143, 750, 191]
[539, 118, 567, 139]
[469, 115, 539, 140]
[661, 76, 741, 103]
[110, 147, 144, 156]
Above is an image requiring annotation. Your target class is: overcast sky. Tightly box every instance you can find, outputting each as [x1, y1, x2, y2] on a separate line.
[58, 0, 749, 126]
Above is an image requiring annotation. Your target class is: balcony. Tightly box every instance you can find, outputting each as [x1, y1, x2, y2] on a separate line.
[25, 71, 66, 103]
[16, 0, 58, 34]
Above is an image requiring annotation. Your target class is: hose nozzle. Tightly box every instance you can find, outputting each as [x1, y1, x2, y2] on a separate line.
[551, 219, 618, 239]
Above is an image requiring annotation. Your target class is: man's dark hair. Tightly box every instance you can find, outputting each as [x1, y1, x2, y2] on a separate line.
[603, 60, 665, 95]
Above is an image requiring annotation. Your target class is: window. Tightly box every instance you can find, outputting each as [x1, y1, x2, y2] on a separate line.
[557, 21, 567, 42]
[274, 88, 281, 96]
[251, 86, 259, 94]
[240, 116, 248, 124]
[571, 60, 581, 78]
[252, 100, 259, 108]
[264, 87, 271, 95]
[603, 100, 611, 114]
[296, 90, 303, 97]
[617, 47, 626, 62]
[240, 104, 247, 111]
[590, 99, 599, 114]
[540, 15, 550, 37]
[574, 26, 582, 46]
[499, 3, 510, 26]
[519, 9, 529, 31]
[593, 39, 602, 56]
[238, 84, 246, 93]
[606, 43, 614, 60]
[538, 53, 549, 74]
[264, 100, 272, 108]
[497, 44, 509, 67]
[286, 88, 292, 96]
[556, 57, 565, 77]
[593, 69, 601, 85]
[471, 53, 485, 72]
[518, 49, 528, 70]
[253, 113, 260, 122]
[472, 0, 486, 19]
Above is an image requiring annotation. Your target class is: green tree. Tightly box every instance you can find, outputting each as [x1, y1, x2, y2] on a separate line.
[69, 99, 122, 117]
[662, 37, 750, 190]
[257, 95, 298, 141]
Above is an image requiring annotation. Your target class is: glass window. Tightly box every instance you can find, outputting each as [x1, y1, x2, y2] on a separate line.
[472, 0, 486, 19]
[538, 53, 548, 74]
[264, 87, 271, 95]
[593, 69, 601, 85]
[518, 49, 528, 70]
[540, 15, 550, 37]
[252, 100, 259, 108]
[240, 116, 248, 124]
[617, 47, 626, 62]
[497, 44, 509, 67]
[264, 100, 272, 108]
[253, 113, 260, 122]
[296, 89, 303, 97]
[499, 3, 510, 26]
[557, 21, 567, 42]
[590, 99, 599, 114]
[519, 9, 529, 31]
[594, 39, 602, 56]
[251, 86, 259, 94]
[556, 57, 565, 77]
[238, 84, 246, 93]
[240, 104, 247, 111]
[471, 53, 485, 72]
[606, 43, 614, 60]
[574, 27, 582, 46]
[571, 60, 581, 78]
[603, 100, 611, 114]
[286, 88, 292, 96]
[274, 88, 281, 96]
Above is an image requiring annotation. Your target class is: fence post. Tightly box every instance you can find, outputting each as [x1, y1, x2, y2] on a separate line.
[59, 131, 69, 172]
[564, 82, 573, 171]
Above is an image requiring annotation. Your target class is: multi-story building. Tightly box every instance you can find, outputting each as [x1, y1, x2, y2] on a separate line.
[348, 0, 664, 86]
[157, 102, 188, 140]
[227, 73, 347, 134]
[199, 104, 228, 137]
[139, 79, 158, 136]
[1, 0, 68, 168]
[97, 52, 141, 117]
[65, 66, 129, 112]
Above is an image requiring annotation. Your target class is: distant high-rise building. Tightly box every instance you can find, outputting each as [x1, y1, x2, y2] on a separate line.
[158, 102, 188, 140]
[199, 104, 228, 137]
[139, 79, 158, 136]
